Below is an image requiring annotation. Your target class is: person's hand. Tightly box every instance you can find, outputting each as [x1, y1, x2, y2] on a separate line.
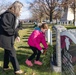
[41, 50, 44, 53]
[16, 37, 20, 42]
[43, 48, 47, 54]
[43, 50, 47, 54]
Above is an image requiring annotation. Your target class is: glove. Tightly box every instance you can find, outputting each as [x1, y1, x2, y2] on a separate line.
[41, 50, 43, 53]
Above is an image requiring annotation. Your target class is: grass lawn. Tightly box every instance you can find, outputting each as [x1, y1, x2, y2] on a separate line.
[0, 24, 60, 75]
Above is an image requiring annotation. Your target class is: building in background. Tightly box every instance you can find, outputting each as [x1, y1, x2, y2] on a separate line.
[60, 7, 76, 25]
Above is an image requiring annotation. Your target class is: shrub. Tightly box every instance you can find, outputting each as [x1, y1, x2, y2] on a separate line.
[42, 45, 53, 67]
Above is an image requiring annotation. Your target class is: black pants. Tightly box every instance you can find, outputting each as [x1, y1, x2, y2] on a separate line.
[3, 48, 20, 71]
[28, 46, 41, 61]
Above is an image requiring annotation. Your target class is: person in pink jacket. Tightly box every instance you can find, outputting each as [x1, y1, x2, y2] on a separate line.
[25, 23, 48, 67]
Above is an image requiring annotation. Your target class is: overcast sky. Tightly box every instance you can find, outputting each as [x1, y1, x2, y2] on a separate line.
[1, 0, 34, 19]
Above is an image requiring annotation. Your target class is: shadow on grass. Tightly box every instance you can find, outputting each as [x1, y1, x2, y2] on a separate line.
[0, 49, 51, 74]
[22, 37, 28, 42]
[23, 35, 29, 38]
[26, 32, 32, 34]
[0, 67, 14, 75]
[23, 41, 28, 42]
[16, 50, 51, 73]
[22, 37, 28, 39]
[18, 46, 30, 49]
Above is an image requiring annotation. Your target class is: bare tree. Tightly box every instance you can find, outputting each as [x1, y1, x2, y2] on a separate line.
[30, 0, 76, 24]
[29, 0, 48, 22]
[0, 0, 12, 14]
[44, 0, 58, 22]
[29, 0, 59, 23]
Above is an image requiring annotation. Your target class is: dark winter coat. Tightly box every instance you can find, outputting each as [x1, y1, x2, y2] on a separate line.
[0, 11, 19, 50]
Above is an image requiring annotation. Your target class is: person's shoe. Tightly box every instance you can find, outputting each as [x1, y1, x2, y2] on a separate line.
[34, 60, 42, 65]
[15, 70, 24, 74]
[3, 67, 11, 71]
[25, 59, 33, 67]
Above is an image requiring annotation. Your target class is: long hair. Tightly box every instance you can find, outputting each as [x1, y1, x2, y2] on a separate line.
[8, 1, 23, 17]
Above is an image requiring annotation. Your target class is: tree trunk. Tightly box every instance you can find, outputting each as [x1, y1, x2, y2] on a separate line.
[56, 18, 58, 24]
[50, 10, 52, 22]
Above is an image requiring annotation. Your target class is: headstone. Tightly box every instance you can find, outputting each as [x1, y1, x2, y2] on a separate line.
[52, 25, 76, 75]
[51, 25, 66, 73]
[61, 29, 76, 75]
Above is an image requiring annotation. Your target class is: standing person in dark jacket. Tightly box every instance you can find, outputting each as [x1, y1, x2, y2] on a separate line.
[0, 1, 24, 74]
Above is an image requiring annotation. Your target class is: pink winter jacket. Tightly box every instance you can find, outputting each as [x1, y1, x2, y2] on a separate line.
[28, 28, 48, 51]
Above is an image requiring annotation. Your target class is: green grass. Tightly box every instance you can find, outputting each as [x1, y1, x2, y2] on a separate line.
[1, 24, 76, 75]
[0, 25, 60, 75]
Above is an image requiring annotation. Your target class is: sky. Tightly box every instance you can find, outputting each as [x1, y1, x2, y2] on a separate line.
[1, 0, 34, 19]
